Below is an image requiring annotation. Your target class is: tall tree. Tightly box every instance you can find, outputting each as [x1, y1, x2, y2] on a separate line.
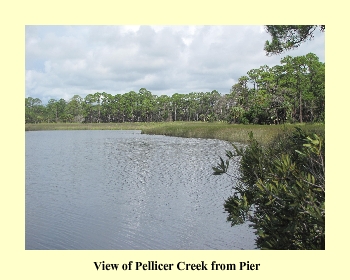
[25, 97, 45, 123]
[46, 99, 59, 122]
[66, 95, 84, 122]
[93, 92, 102, 123]
[171, 93, 183, 121]
[83, 94, 97, 123]
[100, 92, 114, 122]
[279, 53, 324, 123]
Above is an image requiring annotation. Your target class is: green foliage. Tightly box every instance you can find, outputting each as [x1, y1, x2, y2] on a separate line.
[264, 25, 325, 55]
[229, 53, 325, 124]
[25, 53, 325, 125]
[213, 127, 325, 249]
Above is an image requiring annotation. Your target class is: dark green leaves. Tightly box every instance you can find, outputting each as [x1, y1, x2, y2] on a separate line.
[219, 128, 325, 249]
[212, 156, 230, 175]
[264, 25, 324, 55]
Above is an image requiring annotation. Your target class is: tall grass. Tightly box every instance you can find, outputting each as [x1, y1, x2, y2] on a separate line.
[25, 121, 324, 146]
[142, 122, 324, 145]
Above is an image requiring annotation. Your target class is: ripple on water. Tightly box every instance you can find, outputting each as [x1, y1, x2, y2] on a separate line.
[26, 130, 256, 250]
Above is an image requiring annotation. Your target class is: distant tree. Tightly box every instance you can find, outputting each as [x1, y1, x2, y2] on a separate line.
[25, 97, 45, 123]
[279, 53, 325, 123]
[123, 91, 138, 122]
[83, 94, 97, 123]
[228, 53, 324, 124]
[100, 92, 114, 123]
[46, 99, 58, 122]
[56, 98, 68, 122]
[66, 95, 84, 122]
[156, 95, 172, 121]
[264, 25, 325, 55]
[93, 92, 102, 123]
[171, 93, 183, 121]
[138, 88, 155, 122]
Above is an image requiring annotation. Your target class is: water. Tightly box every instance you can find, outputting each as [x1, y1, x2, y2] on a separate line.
[25, 130, 256, 250]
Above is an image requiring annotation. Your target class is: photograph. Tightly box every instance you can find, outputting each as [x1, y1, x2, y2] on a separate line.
[25, 25, 325, 251]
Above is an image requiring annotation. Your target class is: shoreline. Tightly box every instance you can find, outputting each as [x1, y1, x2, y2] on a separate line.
[25, 121, 325, 146]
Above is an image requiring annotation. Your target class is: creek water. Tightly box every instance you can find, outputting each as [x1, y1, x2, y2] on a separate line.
[25, 130, 256, 250]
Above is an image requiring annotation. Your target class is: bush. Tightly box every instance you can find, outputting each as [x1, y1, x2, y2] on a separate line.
[213, 127, 325, 249]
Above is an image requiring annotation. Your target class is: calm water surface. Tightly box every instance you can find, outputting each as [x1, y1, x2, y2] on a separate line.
[25, 130, 256, 250]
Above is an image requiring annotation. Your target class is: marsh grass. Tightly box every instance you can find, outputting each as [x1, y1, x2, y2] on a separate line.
[25, 122, 324, 146]
[141, 122, 324, 145]
[25, 122, 156, 131]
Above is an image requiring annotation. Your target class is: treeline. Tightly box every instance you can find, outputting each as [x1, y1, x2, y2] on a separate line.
[25, 53, 325, 125]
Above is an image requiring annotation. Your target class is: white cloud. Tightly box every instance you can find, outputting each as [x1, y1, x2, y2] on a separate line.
[25, 25, 325, 103]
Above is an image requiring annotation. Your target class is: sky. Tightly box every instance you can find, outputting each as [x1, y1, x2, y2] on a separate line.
[25, 25, 325, 104]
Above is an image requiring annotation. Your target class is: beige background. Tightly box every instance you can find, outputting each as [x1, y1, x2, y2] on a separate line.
[1, 1, 344, 279]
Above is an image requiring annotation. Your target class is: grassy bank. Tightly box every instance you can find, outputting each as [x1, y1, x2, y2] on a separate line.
[141, 122, 324, 145]
[25, 122, 324, 146]
[25, 122, 157, 131]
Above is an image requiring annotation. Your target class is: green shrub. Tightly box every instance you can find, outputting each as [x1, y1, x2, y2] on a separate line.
[213, 127, 325, 249]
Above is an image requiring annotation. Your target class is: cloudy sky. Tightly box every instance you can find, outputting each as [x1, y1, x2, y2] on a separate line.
[25, 25, 325, 104]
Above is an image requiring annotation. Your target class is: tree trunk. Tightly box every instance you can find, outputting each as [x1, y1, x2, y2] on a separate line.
[299, 91, 303, 123]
